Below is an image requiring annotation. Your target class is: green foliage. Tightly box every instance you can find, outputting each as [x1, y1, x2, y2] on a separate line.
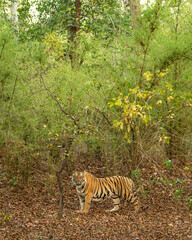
[173, 188, 182, 201]
[0, 0, 191, 192]
[35, 0, 131, 37]
[186, 196, 192, 210]
[163, 160, 173, 170]
[141, 190, 148, 200]
[29, 232, 47, 239]
[8, 176, 18, 187]
[131, 169, 140, 179]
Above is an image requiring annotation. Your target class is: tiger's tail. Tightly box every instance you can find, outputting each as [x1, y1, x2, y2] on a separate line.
[141, 206, 149, 210]
[129, 189, 141, 213]
[130, 187, 148, 212]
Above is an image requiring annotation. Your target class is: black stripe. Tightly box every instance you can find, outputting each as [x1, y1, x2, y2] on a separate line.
[131, 198, 138, 204]
[126, 190, 130, 200]
[116, 176, 121, 196]
[99, 179, 104, 197]
[96, 179, 101, 198]
[128, 195, 133, 203]
[108, 177, 117, 195]
[103, 193, 106, 199]
[107, 179, 114, 193]
[112, 196, 119, 199]
[93, 179, 98, 195]
[119, 177, 124, 197]
[113, 178, 117, 188]
[96, 178, 101, 196]
[107, 189, 110, 196]
[102, 180, 109, 199]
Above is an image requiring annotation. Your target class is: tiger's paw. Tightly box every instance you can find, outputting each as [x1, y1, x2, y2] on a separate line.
[110, 209, 118, 212]
[76, 210, 83, 213]
[76, 210, 89, 214]
[105, 208, 119, 212]
[110, 206, 120, 212]
[105, 209, 111, 212]
[81, 210, 89, 214]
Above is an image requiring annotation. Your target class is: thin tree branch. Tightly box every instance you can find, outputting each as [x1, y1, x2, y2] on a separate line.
[28, 56, 62, 81]
[38, 71, 80, 129]
[0, 39, 6, 58]
[92, 106, 113, 127]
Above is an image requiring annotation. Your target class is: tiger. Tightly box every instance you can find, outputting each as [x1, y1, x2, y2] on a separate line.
[72, 170, 144, 214]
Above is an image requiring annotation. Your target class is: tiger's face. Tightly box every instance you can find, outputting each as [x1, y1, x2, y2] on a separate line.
[72, 171, 86, 186]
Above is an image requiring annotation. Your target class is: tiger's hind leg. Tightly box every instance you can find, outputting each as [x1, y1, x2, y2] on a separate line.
[129, 191, 140, 213]
[110, 196, 120, 212]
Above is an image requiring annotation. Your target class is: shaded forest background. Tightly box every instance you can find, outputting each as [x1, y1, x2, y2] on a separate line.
[0, 0, 192, 238]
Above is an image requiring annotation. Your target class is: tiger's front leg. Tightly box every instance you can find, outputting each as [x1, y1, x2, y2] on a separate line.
[81, 193, 92, 213]
[77, 195, 85, 213]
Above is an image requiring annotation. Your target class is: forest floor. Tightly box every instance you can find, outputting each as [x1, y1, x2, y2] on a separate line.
[0, 155, 192, 240]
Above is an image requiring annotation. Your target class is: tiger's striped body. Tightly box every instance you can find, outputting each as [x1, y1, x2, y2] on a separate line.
[72, 171, 140, 213]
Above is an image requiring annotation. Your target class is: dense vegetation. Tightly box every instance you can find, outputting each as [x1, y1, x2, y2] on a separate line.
[0, 0, 191, 219]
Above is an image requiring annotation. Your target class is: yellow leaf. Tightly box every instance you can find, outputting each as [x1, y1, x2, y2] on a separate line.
[120, 122, 124, 130]
[127, 125, 131, 133]
[115, 98, 122, 106]
[113, 121, 120, 128]
[108, 102, 114, 107]
[167, 96, 173, 102]
[157, 100, 162, 105]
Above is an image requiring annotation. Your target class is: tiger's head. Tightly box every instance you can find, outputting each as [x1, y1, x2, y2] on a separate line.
[72, 171, 86, 186]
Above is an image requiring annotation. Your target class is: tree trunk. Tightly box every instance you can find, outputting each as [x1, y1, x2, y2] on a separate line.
[11, 1, 18, 26]
[70, 0, 82, 68]
[130, 0, 141, 28]
[75, 0, 81, 33]
[56, 138, 73, 220]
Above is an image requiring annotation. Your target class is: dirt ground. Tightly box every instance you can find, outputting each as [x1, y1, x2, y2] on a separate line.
[0, 159, 191, 240]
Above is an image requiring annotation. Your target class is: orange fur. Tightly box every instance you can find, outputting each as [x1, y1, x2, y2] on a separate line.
[72, 171, 141, 213]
